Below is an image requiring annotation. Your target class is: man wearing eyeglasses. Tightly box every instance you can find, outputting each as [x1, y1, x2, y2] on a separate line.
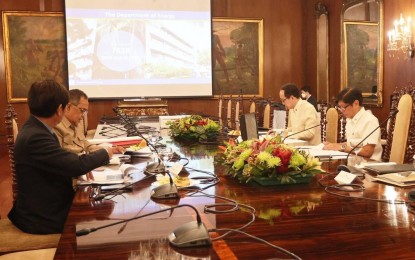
[54, 89, 124, 155]
[323, 87, 382, 161]
[279, 83, 321, 145]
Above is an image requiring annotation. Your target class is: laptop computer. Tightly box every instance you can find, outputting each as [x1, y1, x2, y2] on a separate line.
[364, 163, 415, 175]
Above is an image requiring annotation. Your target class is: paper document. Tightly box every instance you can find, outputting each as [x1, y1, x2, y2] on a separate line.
[298, 143, 348, 159]
[79, 164, 139, 185]
[89, 136, 142, 145]
[373, 171, 415, 187]
[355, 162, 396, 169]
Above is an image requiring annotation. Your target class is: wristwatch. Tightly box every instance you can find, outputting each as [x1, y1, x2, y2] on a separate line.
[340, 144, 346, 152]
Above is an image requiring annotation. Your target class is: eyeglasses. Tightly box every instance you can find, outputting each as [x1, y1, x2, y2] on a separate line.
[336, 104, 350, 111]
[281, 98, 287, 103]
[71, 104, 88, 115]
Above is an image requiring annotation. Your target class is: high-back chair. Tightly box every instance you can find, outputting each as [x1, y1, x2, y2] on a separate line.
[226, 96, 233, 129]
[217, 95, 223, 127]
[320, 103, 346, 143]
[383, 85, 415, 163]
[249, 97, 256, 114]
[234, 95, 242, 131]
[5, 104, 18, 202]
[261, 97, 274, 129]
[324, 108, 339, 143]
[1, 105, 60, 255]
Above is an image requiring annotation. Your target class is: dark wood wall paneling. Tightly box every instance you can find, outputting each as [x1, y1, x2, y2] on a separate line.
[1, 0, 411, 142]
[383, 0, 415, 120]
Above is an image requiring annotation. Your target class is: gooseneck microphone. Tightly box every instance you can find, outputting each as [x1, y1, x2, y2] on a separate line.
[150, 170, 179, 199]
[112, 107, 165, 174]
[76, 204, 211, 248]
[282, 124, 321, 142]
[337, 109, 399, 173]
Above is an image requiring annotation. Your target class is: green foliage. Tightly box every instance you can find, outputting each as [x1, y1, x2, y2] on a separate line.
[220, 136, 322, 184]
[168, 115, 220, 142]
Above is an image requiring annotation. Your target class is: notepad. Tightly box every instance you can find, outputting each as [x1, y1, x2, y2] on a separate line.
[373, 171, 415, 187]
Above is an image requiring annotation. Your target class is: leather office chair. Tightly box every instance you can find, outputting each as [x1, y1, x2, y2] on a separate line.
[1, 105, 60, 255]
[383, 86, 415, 163]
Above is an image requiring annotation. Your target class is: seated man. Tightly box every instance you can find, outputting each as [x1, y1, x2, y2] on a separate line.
[301, 85, 318, 111]
[8, 80, 113, 234]
[54, 89, 124, 154]
[279, 83, 321, 145]
[323, 87, 382, 161]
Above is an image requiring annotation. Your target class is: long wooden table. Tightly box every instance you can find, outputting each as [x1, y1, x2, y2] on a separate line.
[54, 139, 415, 259]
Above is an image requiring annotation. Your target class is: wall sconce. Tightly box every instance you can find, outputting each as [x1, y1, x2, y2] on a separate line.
[387, 13, 414, 58]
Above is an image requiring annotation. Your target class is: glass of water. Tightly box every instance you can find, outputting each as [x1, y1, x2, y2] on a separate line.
[148, 131, 160, 145]
[159, 147, 173, 168]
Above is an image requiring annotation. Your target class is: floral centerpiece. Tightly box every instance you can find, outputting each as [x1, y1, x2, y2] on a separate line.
[219, 136, 322, 185]
[168, 115, 221, 142]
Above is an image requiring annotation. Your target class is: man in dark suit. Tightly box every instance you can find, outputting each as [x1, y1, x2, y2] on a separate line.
[8, 80, 112, 234]
[301, 86, 318, 111]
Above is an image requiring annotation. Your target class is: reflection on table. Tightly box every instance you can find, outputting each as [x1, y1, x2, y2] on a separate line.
[54, 136, 415, 259]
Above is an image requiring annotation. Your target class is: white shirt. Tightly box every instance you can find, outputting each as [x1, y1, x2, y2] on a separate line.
[287, 99, 321, 145]
[345, 107, 382, 161]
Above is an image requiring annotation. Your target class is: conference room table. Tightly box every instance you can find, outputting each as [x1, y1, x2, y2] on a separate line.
[54, 137, 415, 259]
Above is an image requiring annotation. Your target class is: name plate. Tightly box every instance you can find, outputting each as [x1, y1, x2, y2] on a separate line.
[335, 171, 357, 184]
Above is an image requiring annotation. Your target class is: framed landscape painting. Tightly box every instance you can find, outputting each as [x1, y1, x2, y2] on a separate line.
[212, 18, 263, 97]
[343, 21, 381, 106]
[2, 11, 67, 102]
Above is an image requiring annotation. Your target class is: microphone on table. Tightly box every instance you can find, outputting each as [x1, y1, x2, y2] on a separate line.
[337, 109, 399, 174]
[76, 204, 211, 248]
[112, 108, 165, 175]
[282, 124, 321, 143]
[150, 170, 179, 199]
[93, 173, 156, 201]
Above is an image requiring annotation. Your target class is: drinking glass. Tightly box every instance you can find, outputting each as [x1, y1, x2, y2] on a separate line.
[159, 147, 173, 168]
[148, 131, 160, 145]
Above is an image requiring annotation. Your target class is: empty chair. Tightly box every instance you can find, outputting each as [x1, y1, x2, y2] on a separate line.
[234, 97, 241, 131]
[217, 95, 223, 127]
[226, 96, 233, 129]
[249, 97, 257, 114]
[383, 90, 415, 163]
[263, 103, 271, 129]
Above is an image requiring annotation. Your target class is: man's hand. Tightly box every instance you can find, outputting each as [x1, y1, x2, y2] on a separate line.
[111, 146, 125, 154]
[85, 171, 94, 181]
[323, 142, 343, 151]
[104, 147, 114, 158]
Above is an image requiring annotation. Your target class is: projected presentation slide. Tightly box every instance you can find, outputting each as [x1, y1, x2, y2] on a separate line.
[65, 0, 213, 98]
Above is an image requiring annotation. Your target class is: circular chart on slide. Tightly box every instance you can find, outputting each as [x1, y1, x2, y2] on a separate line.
[96, 30, 145, 72]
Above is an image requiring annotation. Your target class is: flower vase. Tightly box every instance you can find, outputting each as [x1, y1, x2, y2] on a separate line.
[253, 174, 313, 186]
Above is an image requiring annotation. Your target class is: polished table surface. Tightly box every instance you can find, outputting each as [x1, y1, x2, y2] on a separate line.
[54, 138, 415, 259]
